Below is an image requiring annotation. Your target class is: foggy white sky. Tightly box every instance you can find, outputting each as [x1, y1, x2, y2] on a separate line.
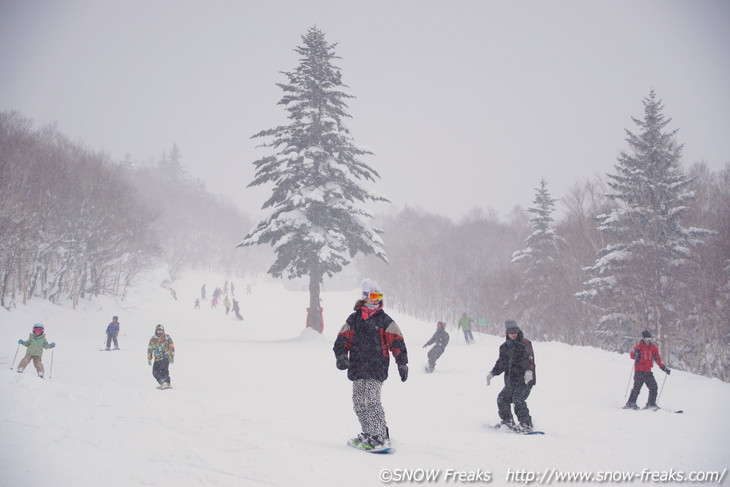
[1, 0, 729, 221]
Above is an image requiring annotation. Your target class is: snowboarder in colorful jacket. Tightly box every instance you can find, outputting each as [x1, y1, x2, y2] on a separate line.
[486, 320, 536, 432]
[333, 279, 408, 452]
[105, 315, 120, 350]
[147, 324, 175, 389]
[624, 330, 670, 410]
[423, 321, 449, 373]
[17, 323, 56, 378]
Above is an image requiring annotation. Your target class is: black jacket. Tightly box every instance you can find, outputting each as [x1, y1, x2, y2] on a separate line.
[490, 329, 536, 387]
[424, 329, 449, 351]
[333, 307, 408, 382]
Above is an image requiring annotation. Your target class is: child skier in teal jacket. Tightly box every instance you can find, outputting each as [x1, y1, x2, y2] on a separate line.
[17, 323, 56, 378]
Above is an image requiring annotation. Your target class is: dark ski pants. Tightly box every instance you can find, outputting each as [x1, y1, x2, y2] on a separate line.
[463, 330, 474, 343]
[106, 333, 119, 350]
[427, 347, 445, 370]
[497, 383, 533, 427]
[628, 371, 658, 406]
[152, 358, 171, 385]
[352, 379, 388, 439]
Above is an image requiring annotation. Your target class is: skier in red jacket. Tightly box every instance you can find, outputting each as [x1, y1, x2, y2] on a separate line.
[624, 330, 670, 410]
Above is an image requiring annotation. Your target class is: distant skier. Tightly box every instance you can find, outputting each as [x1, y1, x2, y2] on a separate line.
[224, 295, 231, 315]
[423, 321, 449, 373]
[232, 299, 243, 320]
[147, 324, 175, 389]
[16, 323, 56, 378]
[194, 299, 200, 309]
[201, 284, 206, 300]
[458, 312, 474, 344]
[486, 320, 536, 432]
[105, 315, 120, 350]
[624, 330, 670, 410]
[333, 279, 408, 452]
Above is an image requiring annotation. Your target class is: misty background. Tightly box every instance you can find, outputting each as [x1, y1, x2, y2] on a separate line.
[1, 0, 729, 219]
[1, 1, 729, 381]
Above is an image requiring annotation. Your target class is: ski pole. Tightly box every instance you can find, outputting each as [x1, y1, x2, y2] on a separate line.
[49, 348, 55, 379]
[624, 365, 634, 398]
[10, 343, 20, 370]
[656, 371, 668, 402]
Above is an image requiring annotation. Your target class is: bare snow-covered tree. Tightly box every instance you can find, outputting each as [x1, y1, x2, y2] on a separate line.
[578, 90, 710, 352]
[239, 27, 388, 332]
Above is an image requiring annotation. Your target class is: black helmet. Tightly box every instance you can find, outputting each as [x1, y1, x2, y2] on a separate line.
[641, 330, 653, 339]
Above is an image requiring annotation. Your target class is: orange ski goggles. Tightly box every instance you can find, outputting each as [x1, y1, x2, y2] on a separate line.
[367, 292, 383, 301]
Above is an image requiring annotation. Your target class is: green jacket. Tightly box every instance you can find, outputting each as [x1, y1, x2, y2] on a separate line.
[458, 315, 473, 331]
[21, 333, 51, 356]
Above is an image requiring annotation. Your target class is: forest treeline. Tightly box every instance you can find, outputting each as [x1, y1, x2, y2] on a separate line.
[0, 111, 269, 309]
[360, 162, 730, 381]
[2, 106, 728, 381]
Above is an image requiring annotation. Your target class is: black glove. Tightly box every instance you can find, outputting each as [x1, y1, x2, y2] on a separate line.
[398, 364, 408, 382]
[634, 349, 642, 363]
[336, 355, 349, 370]
[422, 344, 428, 349]
[661, 366, 670, 375]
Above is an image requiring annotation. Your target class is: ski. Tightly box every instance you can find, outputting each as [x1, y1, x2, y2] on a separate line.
[653, 407, 683, 414]
[622, 406, 683, 413]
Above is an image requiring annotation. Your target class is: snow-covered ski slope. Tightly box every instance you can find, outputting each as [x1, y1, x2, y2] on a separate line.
[1, 269, 728, 487]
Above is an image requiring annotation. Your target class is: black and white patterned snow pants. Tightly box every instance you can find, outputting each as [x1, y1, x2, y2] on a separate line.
[352, 378, 388, 438]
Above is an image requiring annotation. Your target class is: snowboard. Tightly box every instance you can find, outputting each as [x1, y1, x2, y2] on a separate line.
[493, 423, 545, 435]
[100, 348, 121, 351]
[347, 440, 394, 454]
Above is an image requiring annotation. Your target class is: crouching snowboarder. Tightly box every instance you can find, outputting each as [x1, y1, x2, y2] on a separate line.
[147, 324, 175, 389]
[423, 321, 449, 373]
[16, 323, 56, 378]
[333, 279, 408, 453]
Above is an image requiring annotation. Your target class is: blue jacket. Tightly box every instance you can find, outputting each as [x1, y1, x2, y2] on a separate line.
[106, 322, 120, 335]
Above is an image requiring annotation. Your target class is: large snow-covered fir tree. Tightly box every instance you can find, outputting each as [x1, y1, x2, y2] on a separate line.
[239, 27, 388, 331]
[577, 90, 709, 351]
[510, 178, 567, 339]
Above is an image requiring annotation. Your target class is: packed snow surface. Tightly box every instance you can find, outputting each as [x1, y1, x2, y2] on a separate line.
[1, 270, 728, 486]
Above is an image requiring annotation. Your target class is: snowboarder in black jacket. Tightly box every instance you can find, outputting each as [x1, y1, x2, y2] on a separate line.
[486, 320, 536, 432]
[333, 279, 408, 452]
[423, 321, 449, 373]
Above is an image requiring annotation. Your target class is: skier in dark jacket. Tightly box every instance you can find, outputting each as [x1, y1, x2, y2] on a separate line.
[423, 321, 449, 373]
[105, 315, 120, 350]
[486, 320, 536, 432]
[624, 330, 670, 410]
[333, 279, 408, 452]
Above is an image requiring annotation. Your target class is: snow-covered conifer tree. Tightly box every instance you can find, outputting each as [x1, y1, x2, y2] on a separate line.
[578, 90, 709, 350]
[239, 27, 388, 331]
[510, 178, 566, 338]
